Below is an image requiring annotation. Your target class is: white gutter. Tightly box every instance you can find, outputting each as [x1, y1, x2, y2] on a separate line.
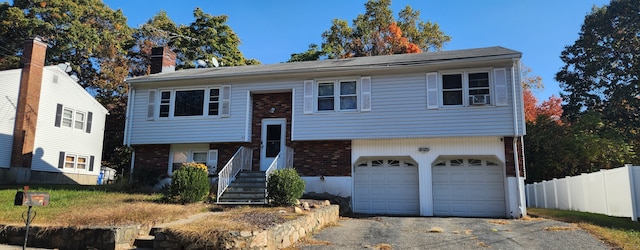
[124, 84, 134, 146]
[511, 58, 523, 217]
[124, 84, 136, 183]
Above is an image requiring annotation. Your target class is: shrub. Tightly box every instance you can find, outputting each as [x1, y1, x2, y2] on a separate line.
[267, 168, 305, 206]
[166, 162, 210, 204]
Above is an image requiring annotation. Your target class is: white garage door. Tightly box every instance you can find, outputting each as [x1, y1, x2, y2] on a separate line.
[433, 158, 505, 217]
[354, 158, 419, 215]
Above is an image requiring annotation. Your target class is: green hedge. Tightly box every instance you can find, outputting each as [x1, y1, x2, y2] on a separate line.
[165, 162, 210, 204]
[267, 168, 305, 206]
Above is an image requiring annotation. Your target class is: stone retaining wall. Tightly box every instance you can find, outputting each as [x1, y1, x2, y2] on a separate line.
[0, 224, 144, 250]
[155, 204, 339, 250]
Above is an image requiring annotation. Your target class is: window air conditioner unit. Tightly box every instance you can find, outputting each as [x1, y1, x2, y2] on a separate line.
[470, 95, 490, 105]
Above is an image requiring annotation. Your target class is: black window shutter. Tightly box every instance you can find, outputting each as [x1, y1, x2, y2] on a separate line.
[89, 156, 95, 171]
[86, 112, 93, 133]
[55, 104, 63, 127]
[58, 151, 65, 169]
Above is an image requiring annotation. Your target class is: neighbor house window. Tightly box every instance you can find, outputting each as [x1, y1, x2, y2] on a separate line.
[317, 80, 358, 111]
[74, 111, 86, 130]
[62, 108, 73, 128]
[61, 153, 90, 170]
[55, 104, 92, 132]
[153, 86, 229, 118]
[440, 71, 491, 107]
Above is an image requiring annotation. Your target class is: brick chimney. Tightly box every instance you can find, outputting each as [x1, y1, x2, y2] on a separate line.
[10, 37, 47, 172]
[150, 46, 176, 74]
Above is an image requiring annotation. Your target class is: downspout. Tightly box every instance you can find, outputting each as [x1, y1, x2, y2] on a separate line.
[511, 58, 523, 217]
[124, 84, 136, 183]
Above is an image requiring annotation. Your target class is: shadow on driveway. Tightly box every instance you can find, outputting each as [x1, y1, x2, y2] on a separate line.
[297, 216, 610, 250]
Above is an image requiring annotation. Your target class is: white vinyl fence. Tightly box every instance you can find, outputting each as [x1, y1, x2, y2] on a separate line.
[525, 165, 639, 221]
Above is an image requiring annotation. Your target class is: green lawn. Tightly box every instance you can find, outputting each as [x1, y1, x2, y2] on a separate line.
[528, 208, 640, 250]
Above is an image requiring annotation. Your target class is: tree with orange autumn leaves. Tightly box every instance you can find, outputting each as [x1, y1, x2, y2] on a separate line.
[523, 89, 563, 124]
[522, 65, 634, 184]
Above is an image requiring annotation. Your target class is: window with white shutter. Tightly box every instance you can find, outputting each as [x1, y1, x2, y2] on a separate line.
[360, 76, 371, 112]
[147, 90, 156, 120]
[493, 68, 508, 106]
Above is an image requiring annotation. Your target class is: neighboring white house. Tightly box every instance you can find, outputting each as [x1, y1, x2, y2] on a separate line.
[0, 38, 108, 185]
[124, 46, 527, 218]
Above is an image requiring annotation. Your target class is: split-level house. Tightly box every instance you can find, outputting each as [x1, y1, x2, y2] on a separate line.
[0, 38, 108, 185]
[124, 46, 526, 218]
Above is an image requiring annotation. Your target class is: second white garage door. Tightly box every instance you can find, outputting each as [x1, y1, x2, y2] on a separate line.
[353, 158, 419, 215]
[432, 158, 506, 217]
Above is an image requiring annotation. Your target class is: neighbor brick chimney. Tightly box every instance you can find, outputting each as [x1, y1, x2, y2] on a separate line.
[10, 37, 47, 170]
[150, 46, 176, 74]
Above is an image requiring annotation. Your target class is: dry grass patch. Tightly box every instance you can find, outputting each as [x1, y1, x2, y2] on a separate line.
[165, 206, 303, 243]
[296, 237, 332, 246]
[477, 241, 489, 248]
[544, 225, 579, 231]
[53, 200, 207, 227]
[372, 243, 393, 250]
[520, 215, 546, 221]
[529, 208, 640, 250]
[428, 226, 444, 233]
[488, 219, 510, 225]
[1, 188, 206, 227]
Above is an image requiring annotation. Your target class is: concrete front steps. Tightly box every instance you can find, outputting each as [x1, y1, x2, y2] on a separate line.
[217, 171, 267, 204]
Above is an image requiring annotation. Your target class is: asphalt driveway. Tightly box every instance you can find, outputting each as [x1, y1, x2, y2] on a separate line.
[297, 216, 610, 250]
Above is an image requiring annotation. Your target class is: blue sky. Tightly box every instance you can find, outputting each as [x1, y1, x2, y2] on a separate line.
[30, 0, 618, 101]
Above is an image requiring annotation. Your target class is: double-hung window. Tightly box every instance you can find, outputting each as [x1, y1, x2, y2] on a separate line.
[153, 86, 229, 119]
[169, 145, 219, 175]
[316, 80, 358, 111]
[59, 152, 93, 171]
[442, 74, 464, 106]
[441, 72, 491, 106]
[426, 69, 507, 109]
[55, 104, 92, 133]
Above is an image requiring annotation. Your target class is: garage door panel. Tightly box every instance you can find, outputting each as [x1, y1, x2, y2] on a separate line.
[433, 163, 505, 217]
[354, 160, 419, 216]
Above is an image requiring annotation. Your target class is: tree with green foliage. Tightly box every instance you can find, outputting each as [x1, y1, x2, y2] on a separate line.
[319, 0, 450, 59]
[0, 0, 133, 90]
[129, 8, 259, 75]
[174, 8, 259, 68]
[287, 44, 326, 62]
[556, 0, 639, 158]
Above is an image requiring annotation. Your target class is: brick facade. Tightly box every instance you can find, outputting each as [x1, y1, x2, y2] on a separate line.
[291, 140, 352, 176]
[504, 137, 524, 177]
[132, 144, 170, 176]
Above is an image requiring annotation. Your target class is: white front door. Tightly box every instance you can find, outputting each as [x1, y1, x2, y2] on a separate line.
[260, 118, 286, 171]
